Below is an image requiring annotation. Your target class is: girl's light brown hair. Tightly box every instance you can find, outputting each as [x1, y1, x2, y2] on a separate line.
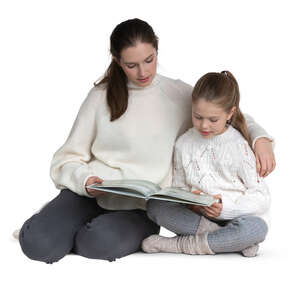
[192, 71, 252, 149]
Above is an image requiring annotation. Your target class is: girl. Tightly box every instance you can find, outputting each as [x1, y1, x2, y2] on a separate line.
[142, 71, 271, 257]
[18, 18, 274, 263]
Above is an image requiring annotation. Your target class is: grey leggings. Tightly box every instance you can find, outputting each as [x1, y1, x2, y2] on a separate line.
[147, 199, 268, 253]
[19, 189, 159, 263]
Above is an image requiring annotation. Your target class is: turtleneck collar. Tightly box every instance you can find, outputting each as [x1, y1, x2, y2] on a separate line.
[127, 74, 160, 90]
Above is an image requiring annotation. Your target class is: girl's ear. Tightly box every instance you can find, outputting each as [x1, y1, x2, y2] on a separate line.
[228, 106, 236, 121]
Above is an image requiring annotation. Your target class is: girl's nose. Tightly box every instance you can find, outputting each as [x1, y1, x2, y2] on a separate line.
[201, 120, 209, 129]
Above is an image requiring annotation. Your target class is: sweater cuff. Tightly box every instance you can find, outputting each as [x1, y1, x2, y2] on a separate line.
[252, 135, 275, 151]
[216, 196, 237, 220]
[72, 165, 95, 198]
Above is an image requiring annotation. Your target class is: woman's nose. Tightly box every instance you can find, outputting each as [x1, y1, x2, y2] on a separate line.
[138, 65, 145, 77]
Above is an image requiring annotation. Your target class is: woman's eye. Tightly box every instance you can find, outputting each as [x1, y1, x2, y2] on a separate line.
[127, 64, 136, 69]
[145, 58, 153, 63]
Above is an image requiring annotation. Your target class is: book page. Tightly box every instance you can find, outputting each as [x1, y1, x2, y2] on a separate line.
[152, 187, 217, 206]
[88, 186, 147, 199]
[87, 179, 161, 197]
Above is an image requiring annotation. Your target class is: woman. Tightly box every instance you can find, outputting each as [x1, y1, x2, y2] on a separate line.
[18, 18, 275, 263]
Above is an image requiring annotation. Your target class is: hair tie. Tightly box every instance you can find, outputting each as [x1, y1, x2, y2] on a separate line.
[222, 71, 228, 76]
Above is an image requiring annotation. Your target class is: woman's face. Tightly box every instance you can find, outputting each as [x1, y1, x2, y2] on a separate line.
[118, 42, 157, 87]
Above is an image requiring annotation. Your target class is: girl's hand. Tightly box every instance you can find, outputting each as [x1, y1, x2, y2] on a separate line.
[254, 137, 276, 177]
[85, 176, 106, 197]
[189, 193, 223, 218]
[189, 189, 206, 215]
[202, 194, 223, 218]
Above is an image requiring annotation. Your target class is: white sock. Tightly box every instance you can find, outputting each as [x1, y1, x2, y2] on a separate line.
[12, 229, 20, 240]
[196, 216, 221, 234]
[142, 233, 215, 255]
[142, 235, 180, 253]
[241, 244, 259, 257]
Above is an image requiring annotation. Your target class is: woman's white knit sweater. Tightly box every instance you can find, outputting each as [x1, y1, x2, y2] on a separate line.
[50, 74, 273, 211]
[173, 125, 271, 224]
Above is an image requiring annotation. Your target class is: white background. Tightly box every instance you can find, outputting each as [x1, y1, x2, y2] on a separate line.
[1, 0, 299, 281]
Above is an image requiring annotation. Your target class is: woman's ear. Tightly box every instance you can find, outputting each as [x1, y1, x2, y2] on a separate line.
[112, 56, 120, 65]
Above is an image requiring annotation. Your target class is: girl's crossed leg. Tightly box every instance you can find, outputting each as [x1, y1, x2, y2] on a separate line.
[142, 199, 268, 257]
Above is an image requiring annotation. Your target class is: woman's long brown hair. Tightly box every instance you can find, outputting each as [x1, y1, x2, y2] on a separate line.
[94, 18, 158, 121]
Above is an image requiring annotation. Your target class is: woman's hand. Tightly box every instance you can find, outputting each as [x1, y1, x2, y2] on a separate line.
[85, 176, 106, 197]
[190, 191, 222, 218]
[254, 137, 276, 177]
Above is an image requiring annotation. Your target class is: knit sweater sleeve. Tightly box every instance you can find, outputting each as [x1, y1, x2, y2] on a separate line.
[50, 88, 100, 197]
[217, 141, 271, 220]
[172, 139, 188, 190]
[244, 113, 275, 150]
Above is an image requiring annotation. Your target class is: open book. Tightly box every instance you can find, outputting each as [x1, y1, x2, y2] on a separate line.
[87, 179, 218, 206]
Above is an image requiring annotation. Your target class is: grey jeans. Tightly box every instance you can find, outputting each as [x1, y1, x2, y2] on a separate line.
[19, 189, 159, 263]
[146, 199, 268, 253]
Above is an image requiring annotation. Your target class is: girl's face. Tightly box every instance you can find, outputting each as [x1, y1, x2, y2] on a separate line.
[118, 42, 157, 87]
[192, 98, 235, 138]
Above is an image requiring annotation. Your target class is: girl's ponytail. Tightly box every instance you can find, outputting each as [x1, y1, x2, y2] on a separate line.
[222, 71, 252, 150]
[221, 71, 252, 149]
[230, 108, 252, 149]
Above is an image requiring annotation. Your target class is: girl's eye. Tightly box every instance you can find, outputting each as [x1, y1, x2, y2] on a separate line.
[194, 116, 218, 122]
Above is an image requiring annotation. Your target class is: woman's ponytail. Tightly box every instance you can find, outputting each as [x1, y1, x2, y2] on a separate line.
[95, 60, 128, 121]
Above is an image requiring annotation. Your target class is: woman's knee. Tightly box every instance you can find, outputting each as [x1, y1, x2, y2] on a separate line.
[74, 221, 138, 262]
[19, 215, 72, 264]
[74, 211, 158, 262]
